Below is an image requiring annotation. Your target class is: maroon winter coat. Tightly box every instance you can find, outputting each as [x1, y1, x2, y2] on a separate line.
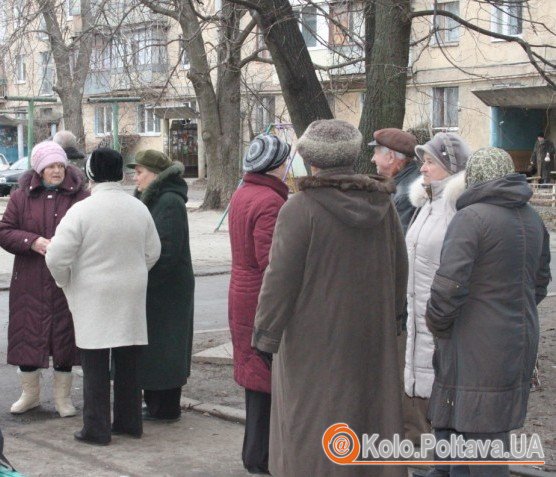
[0, 165, 88, 368]
[228, 173, 288, 393]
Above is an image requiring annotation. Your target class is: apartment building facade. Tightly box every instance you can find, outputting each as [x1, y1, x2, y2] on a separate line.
[0, 0, 554, 175]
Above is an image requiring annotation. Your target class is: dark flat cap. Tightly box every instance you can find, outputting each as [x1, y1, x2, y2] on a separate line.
[368, 128, 417, 157]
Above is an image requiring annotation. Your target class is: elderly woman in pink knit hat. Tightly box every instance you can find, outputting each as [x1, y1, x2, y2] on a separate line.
[0, 140, 88, 417]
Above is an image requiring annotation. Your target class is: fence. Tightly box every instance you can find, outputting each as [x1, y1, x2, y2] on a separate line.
[530, 183, 556, 208]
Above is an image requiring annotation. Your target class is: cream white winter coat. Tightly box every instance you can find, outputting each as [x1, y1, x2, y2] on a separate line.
[404, 172, 465, 398]
[46, 182, 161, 349]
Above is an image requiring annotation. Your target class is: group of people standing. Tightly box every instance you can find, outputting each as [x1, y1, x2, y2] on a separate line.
[0, 133, 194, 446]
[229, 120, 550, 477]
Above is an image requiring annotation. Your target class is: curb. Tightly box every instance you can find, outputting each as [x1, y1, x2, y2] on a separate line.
[181, 397, 245, 425]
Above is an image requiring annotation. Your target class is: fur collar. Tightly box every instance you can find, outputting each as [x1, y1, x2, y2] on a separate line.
[20, 164, 86, 196]
[298, 173, 395, 194]
[409, 171, 466, 208]
[136, 162, 186, 207]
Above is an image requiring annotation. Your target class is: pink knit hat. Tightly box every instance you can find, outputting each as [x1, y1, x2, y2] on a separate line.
[31, 141, 68, 174]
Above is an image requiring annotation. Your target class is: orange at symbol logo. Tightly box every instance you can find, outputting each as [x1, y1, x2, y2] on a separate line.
[322, 423, 361, 464]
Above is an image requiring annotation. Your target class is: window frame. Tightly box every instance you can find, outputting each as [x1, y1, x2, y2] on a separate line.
[39, 51, 55, 96]
[432, 86, 459, 131]
[294, 5, 319, 49]
[15, 55, 26, 84]
[254, 96, 276, 134]
[137, 104, 161, 135]
[94, 105, 113, 136]
[490, 1, 523, 37]
[431, 1, 460, 45]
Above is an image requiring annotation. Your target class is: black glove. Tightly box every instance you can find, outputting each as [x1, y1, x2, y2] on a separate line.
[256, 349, 273, 369]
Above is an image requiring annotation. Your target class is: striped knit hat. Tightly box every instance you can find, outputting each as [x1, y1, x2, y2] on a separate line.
[243, 134, 291, 173]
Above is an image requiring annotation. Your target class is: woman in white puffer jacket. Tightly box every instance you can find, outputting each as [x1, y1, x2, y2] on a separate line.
[404, 133, 472, 407]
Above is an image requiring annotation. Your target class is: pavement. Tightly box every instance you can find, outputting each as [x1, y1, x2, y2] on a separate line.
[0, 180, 554, 476]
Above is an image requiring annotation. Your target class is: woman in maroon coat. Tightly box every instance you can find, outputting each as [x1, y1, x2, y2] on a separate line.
[0, 141, 88, 417]
[228, 134, 290, 474]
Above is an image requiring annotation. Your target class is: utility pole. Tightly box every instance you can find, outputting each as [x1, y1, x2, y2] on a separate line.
[87, 97, 141, 152]
[3, 96, 60, 168]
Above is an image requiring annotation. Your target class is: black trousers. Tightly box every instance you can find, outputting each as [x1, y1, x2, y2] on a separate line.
[242, 389, 271, 474]
[19, 366, 72, 372]
[80, 346, 142, 441]
[144, 387, 182, 419]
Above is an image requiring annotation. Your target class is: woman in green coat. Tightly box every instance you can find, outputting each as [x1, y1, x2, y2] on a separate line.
[127, 150, 195, 421]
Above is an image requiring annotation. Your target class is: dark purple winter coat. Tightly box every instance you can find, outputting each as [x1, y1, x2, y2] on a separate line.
[0, 165, 88, 368]
[228, 173, 289, 394]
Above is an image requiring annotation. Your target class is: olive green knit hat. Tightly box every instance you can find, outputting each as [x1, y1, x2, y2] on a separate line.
[465, 147, 515, 187]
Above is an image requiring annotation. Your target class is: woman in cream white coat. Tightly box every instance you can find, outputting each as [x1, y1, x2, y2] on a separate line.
[404, 133, 471, 435]
[46, 148, 161, 445]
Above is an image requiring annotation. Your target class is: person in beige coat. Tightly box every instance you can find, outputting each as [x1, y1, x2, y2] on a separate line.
[253, 120, 408, 477]
[46, 148, 161, 445]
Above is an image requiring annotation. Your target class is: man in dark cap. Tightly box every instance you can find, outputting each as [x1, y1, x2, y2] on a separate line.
[370, 128, 420, 233]
[530, 131, 555, 184]
[228, 133, 290, 474]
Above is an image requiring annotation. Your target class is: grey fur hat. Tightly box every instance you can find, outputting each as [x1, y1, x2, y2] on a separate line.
[297, 119, 362, 169]
[415, 132, 472, 175]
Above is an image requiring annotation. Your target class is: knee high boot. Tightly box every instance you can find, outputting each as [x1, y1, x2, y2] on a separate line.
[11, 369, 41, 414]
[53, 371, 77, 417]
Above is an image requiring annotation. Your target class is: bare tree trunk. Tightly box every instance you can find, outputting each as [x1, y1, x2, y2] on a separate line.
[40, 0, 93, 148]
[203, 1, 242, 209]
[251, 0, 333, 138]
[356, 0, 411, 174]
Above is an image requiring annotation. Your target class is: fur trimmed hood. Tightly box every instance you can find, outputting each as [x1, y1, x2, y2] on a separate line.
[298, 173, 395, 194]
[297, 172, 396, 229]
[19, 164, 87, 197]
[136, 162, 187, 208]
[409, 171, 466, 209]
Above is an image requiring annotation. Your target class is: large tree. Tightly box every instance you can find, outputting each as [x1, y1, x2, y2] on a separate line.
[233, 0, 555, 174]
[140, 0, 262, 209]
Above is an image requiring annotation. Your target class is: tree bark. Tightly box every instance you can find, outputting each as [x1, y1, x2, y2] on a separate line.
[40, 0, 93, 148]
[355, 0, 412, 174]
[250, 0, 333, 138]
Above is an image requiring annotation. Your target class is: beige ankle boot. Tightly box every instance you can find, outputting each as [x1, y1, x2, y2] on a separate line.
[53, 371, 77, 417]
[11, 369, 41, 414]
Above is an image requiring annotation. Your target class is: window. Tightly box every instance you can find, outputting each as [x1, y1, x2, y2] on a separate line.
[432, 87, 458, 130]
[329, 2, 364, 46]
[15, 55, 26, 83]
[491, 1, 522, 36]
[38, 15, 49, 40]
[131, 27, 167, 67]
[433, 1, 460, 44]
[94, 106, 113, 135]
[255, 26, 271, 59]
[66, 0, 81, 17]
[296, 6, 318, 48]
[91, 37, 111, 71]
[254, 96, 276, 133]
[39, 52, 55, 96]
[111, 36, 126, 69]
[13, 5, 23, 29]
[181, 40, 190, 67]
[137, 105, 161, 134]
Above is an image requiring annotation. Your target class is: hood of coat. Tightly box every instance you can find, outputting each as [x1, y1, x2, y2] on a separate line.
[19, 164, 87, 196]
[298, 171, 396, 229]
[136, 162, 188, 208]
[409, 171, 465, 209]
[456, 173, 532, 210]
